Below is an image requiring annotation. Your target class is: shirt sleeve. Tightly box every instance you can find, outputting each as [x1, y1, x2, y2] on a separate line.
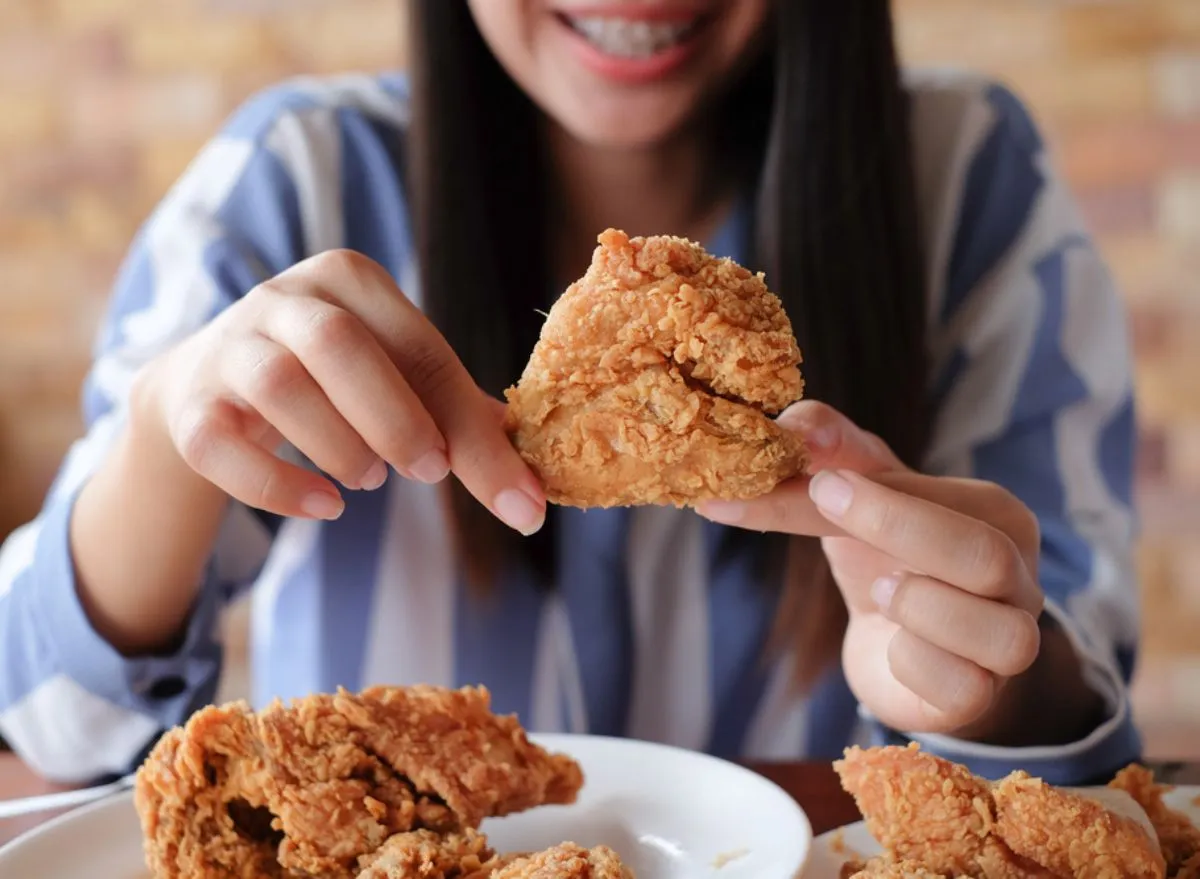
[0, 85, 316, 783]
[867, 82, 1143, 785]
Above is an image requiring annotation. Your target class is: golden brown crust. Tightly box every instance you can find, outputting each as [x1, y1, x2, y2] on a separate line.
[992, 772, 1164, 878]
[490, 842, 634, 879]
[1110, 764, 1200, 877]
[833, 744, 1027, 878]
[842, 857, 954, 878]
[353, 828, 499, 879]
[505, 228, 805, 508]
[835, 745, 1183, 879]
[134, 685, 583, 879]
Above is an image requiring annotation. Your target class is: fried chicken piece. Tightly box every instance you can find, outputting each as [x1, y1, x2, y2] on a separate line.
[354, 828, 499, 879]
[842, 857, 954, 878]
[134, 685, 583, 879]
[834, 745, 1038, 878]
[490, 843, 634, 879]
[1177, 853, 1200, 879]
[504, 228, 806, 508]
[1111, 764, 1200, 876]
[837, 745, 1176, 879]
[992, 772, 1164, 878]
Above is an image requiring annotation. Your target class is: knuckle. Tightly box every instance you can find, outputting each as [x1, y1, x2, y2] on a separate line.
[314, 248, 392, 304]
[301, 304, 366, 356]
[317, 248, 377, 284]
[245, 277, 283, 307]
[994, 611, 1042, 676]
[968, 530, 1022, 595]
[246, 347, 305, 402]
[861, 495, 905, 541]
[946, 663, 994, 718]
[1010, 504, 1041, 555]
[404, 344, 458, 396]
[248, 464, 282, 511]
[174, 404, 225, 473]
[984, 483, 1041, 548]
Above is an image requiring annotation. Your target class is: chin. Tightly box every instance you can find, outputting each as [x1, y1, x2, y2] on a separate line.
[550, 94, 699, 152]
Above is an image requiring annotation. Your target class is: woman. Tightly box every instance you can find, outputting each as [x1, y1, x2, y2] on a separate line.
[0, 1, 1140, 786]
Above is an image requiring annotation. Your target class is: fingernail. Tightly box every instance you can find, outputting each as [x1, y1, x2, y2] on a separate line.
[871, 574, 900, 611]
[698, 500, 745, 524]
[302, 492, 344, 521]
[494, 488, 545, 536]
[410, 449, 450, 484]
[360, 459, 389, 491]
[810, 471, 853, 516]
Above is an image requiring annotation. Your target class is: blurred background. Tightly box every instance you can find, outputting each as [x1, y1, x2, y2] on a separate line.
[0, 0, 1196, 757]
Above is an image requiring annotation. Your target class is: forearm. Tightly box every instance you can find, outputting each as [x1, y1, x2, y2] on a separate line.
[956, 616, 1107, 748]
[69, 372, 229, 656]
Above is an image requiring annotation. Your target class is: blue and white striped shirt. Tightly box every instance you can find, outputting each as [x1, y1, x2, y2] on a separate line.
[0, 69, 1143, 786]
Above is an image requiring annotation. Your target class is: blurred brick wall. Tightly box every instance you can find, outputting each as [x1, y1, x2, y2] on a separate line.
[896, 0, 1200, 759]
[0, 0, 406, 542]
[0, 1, 1196, 755]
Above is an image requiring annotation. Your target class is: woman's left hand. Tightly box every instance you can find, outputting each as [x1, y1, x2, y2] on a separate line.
[698, 401, 1045, 736]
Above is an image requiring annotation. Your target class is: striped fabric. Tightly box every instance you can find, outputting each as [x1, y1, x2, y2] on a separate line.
[0, 69, 1142, 785]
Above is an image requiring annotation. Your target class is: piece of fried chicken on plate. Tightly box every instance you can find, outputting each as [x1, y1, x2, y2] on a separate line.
[833, 744, 1036, 878]
[133, 684, 583, 879]
[836, 744, 1170, 879]
[504, 228, 806, 508]
[991, 772, 1164, 878]
[1110, 764, 1200, 877]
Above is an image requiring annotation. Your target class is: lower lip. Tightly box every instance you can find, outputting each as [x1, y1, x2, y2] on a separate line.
[556, 18, 703, 84]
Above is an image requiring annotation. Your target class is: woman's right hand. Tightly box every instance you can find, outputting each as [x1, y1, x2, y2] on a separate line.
[134, 249, 546, 535]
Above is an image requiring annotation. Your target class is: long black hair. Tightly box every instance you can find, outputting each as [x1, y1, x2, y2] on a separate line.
[407, 1, 929, 684]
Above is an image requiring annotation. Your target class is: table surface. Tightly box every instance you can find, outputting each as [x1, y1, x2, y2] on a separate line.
[2, 752, 1198, 851]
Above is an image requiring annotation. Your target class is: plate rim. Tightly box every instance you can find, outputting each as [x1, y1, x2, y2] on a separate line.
[0, 733, 816, 874]
[0, 787, 137, 858]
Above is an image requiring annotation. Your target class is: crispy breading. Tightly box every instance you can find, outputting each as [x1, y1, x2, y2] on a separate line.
[1110, 764, 1200, 877]
[353, 828, 499, 879]
[134, 685, 583, 879]
[992, 771, 1163, 878]
[505, 228, 805, 508]
[490, 843, 633, 879]
[834, 744, 1169, 879]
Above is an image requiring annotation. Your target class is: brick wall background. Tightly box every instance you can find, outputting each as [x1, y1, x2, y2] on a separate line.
[0, 0, 1196, 756]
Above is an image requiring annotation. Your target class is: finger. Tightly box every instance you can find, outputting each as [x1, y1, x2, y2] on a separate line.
[777, 400, 906, 473]
[867, 471, 1040, 571]
[173, 399, 345, 520]
[291, 250, 546, 535]
[259, 298, 449, 484]
[223, 334, 385, 491]
[887, 628, 997, 725]
[809, 470, 1042, 615]
[697, 476, 843, 537]
[481, 394, 508, 424]
[874, 573, 1042, 677]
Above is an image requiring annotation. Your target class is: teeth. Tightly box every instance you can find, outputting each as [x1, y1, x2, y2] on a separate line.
[568, 16, 695, 58]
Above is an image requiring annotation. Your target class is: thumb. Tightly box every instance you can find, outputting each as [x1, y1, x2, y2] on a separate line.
[777, 401, 906, 474]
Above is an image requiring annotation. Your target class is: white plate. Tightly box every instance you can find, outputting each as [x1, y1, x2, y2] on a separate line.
[801, 785, 1200, 877]
[0, 733, 813, 878]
